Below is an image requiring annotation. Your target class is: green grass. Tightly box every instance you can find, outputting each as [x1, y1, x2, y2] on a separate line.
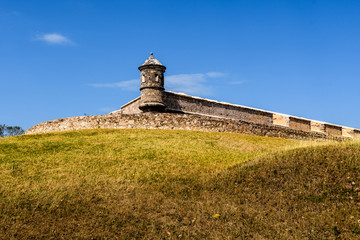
[0, 129, 359, 239]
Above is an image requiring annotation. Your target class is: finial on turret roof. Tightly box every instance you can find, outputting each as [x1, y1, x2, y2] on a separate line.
[140, 52, 164, 66]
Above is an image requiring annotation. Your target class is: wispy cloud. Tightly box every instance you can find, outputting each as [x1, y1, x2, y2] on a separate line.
[166, 72, 227, 95]
[88, 72, 227, 96]
[206, 72, 227, 78]
[88, 79, 139, 91]
[35, 33, 74, 45]
[166, 73, 213, 95]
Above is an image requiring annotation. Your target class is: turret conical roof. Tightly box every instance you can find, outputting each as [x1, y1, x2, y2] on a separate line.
[141, 52, 164, 66]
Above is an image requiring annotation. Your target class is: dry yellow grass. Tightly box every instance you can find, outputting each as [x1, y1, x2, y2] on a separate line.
[0, 129, 358, 239]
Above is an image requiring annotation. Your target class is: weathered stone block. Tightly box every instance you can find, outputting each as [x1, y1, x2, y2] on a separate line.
[325, 124, 342, 136]
[342, 127, 355, 138]
[311, 121, 325, 133]
[273, 113, 290, 127]
[289, 117, 311, 132]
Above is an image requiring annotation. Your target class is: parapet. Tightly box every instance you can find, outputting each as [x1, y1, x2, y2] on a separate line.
[116, 91, 360, 139]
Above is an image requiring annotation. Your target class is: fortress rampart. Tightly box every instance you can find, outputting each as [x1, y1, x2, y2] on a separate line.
[24, 112, 348, 141]
[116, 91, 360, 139]
[25, 53, 360, 140]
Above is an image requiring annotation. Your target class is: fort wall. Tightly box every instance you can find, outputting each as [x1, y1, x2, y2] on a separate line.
[24, 53, 360, 140]
[163, 92, 273, 125]
[28, 91, 358, 140]
[116, 91, 360, 139]
[289, 117, 311, 132]
[325, 124, 342, 136]
[25, 112, 343, 141]
[120, 97, 142, 114]
[354, 129, 360, 139]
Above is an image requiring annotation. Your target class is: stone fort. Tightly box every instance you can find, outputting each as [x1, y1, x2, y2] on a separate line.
[26, 53, 360, 140]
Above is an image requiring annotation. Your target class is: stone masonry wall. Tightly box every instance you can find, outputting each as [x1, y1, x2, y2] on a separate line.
[115, 92, 360, 139]
[311, 121, 326, 133]
[273, 113, 290, 127]
[163, 92, 273, 125]
[289, 117, 311, 132]
[25, 112, 345, 141]
[354, 130, 360, 139]
[119, 97, 142, 114]
[325, 124, 342, 136]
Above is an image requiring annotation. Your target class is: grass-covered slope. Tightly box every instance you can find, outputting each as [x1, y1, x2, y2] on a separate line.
[0, 129, 359, 239]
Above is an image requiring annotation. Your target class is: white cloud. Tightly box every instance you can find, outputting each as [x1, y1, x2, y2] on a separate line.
[88, 79, 139, 91]
[206, 72, 227, 78]
[165, 72, 227, 95]
[88, 72, 227, 96]
[36, 33, 74, 45]
[165, 73, 212, 96]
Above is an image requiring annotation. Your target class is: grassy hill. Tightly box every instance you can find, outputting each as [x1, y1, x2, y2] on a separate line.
[0, 129, 359, 239]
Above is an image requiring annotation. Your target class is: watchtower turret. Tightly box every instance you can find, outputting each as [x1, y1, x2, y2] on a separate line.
[138, 53, 166, 112]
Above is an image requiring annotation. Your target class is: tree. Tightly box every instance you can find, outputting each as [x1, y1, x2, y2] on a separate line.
[0, 124, 24, 137]
[0, 124, 5, 137]
[6, 126, 24, 136]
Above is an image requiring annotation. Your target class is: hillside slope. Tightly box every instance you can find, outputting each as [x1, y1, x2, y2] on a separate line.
[0, 129, 359, 239]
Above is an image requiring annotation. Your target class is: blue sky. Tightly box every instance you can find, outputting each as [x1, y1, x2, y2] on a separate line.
[1, 0, 360, 130]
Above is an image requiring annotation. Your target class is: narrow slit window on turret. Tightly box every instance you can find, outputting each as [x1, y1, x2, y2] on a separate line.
[155, 74, 159, 82]
[141, 75, 145, 83]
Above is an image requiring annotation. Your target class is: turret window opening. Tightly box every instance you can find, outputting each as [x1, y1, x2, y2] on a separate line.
[155, 74, 159, 82]
[141, 75, 145, 83]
